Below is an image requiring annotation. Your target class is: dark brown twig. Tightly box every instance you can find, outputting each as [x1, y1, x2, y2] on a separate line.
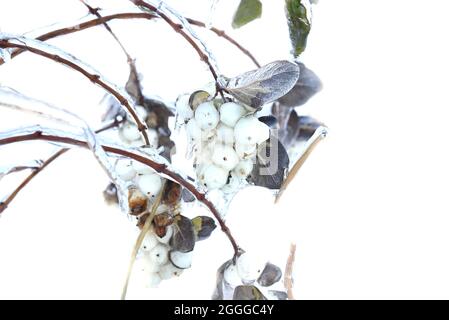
[0, 129, 240, 256]
[0, 120, 121, 215]
[0, 39, 150, 145]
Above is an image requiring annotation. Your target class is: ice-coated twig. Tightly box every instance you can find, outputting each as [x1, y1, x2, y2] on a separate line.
[130, 0, 226, 98]
[0, 34, 150, 145]
[0, 162, 41, 182]
[0, 121, 120, 215]
[275, 126, 328, 203]
[0, 126, 241, 256]
[284, 243, 296, 300]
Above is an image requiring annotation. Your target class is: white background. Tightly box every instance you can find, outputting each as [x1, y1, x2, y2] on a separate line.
[1, 0, 449, 299]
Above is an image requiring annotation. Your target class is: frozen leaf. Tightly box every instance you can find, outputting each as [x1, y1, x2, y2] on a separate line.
[212, 260, 235, 300]
[189, 90, 210, 111]
[248, 135, 290, 190]
[128, 186, 148, 216]
[257, 263, 283, 287]
[268, 290, 288, 300]
[162, 180, 182, 205]
[278, 62, 322, 107]
[233, 285, 267, 300]
[226, 61, 300, 109]
[285, 0, 311, 57]
[125, 60, 144, 105]
[258, 115, 278, 128]
[192, 216, 217, 241]
[103, 183, 118, 206]
[232, 0, 262, 29]
[181, 188, 196, 202]
[296, 115, 324, 142]
[170, 215, 196, 253]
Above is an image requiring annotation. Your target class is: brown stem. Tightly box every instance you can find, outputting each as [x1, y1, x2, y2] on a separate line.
[0, 129, 240, 256]
[0, 39, 150, 145]
[284, 243, 296, 300]
[0, 120, 120, 215]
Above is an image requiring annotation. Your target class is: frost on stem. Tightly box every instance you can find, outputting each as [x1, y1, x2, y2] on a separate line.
[0, 34, 150, 144]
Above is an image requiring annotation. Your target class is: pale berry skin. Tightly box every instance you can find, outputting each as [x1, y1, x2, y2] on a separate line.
[224, 263, 243, 287]
[216, 124, 235, 145]
[159, 263, 183, 280]
[234, 116, 270, 145]
[139, 253, 161, 273]
[233, 159, 254, 179]
[211, 144, 240, 171]
[142, 233, 159, 252]
[186, 119, 202, 143]
[201, 164, 229, 189]
[147, 273, 162, 288]
[236, 252, 266, 283]
[170, 251, 193, 269]
[149, 244, 169, 265]
[135, 105, 148, 121]
[132, 160, 154, 175]
[120, 123, 141, 142]
[219, 102, 247, 127]
[195, 101, 219, 131]
[115, 159, 136, 181]
[137, 174, 162, 198]
[235, 143, 257, 160]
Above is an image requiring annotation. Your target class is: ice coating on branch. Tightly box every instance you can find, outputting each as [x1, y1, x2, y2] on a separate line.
[206, 0, 220, 29]
[0, 34, 147, 133]
[0, 47, 11, 63]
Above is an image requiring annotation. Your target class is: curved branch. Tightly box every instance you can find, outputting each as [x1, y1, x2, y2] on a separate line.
[0, 128, 240, 256]
[0, 37, 150, 145]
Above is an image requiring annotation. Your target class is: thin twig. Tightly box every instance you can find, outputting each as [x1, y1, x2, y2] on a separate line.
[0, 120, 121, 215]
[0, 39, 150, 145]
[121, 181, 166, 300]
[0, 129, 240, 256]
[284, 243, 296, 300]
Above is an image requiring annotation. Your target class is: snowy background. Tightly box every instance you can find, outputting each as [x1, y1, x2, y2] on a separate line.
[1, 0, 449, 299]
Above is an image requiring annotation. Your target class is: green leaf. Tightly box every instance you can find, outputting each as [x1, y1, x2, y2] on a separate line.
[285, 0, 311, 57]
[232, 0, 262, 29]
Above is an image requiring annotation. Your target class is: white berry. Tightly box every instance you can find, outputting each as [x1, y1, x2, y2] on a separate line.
[149, 244, 169, 265]
[135, 105, 148, 120]
[186, 119, 202, 143]
[201, 164, 229, 189]
[170, 251, 193, 269]
[236, 252, 266, 282]
[219, 102, 246, 127]
[115, 159, 136, 181]
[132, 160, 154, 175]
[234, 116, 270, 145]
[216, 124, 235, 145]
[211, 144, 239, 171]
[195, 101, 219, 131]
[148, 128, 159, 148]
[176, 94, 194, 120]
[224, 263, 243, 287]
[159, 263, 183, 280]
[137, 174, 162, 197]
[142, 233, 159, 252]
[120, 123, 141, 142]
[233, 159, 254, 179]
[147, 273, 162, 288]
[235, 143, 257, 160]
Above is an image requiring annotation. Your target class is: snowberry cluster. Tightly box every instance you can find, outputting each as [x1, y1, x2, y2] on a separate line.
[176, 92, 270, 192]
[118, 105, 159, 148]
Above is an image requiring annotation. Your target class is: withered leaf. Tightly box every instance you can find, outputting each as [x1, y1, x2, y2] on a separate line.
[192, 216, 217, 241]
[170, 215, 196, 253]
[268, 290, 288, 300]
[212, 260, 235, 300]
[226, 61, 300, 109]
[258, 115, 278, 128]
[257, 263, 283, 287]
[233, 285, 267, 300]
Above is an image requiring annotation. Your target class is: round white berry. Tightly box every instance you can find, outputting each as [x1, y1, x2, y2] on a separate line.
[176, 94, 194, 120]
[137, 174, 162, 197]
[138, 253, 160, 273]
[159, 263, 183, 280]
[149, 244, 169, 265]
[186, 119, 202, 143]
[120, 123, 141, 142]
[233, 159, 254, 179]
[195, 101, 219, 131]
[115, 159, 136, 181]
[234, 116, 270, 145]
[236, 252, 266, 282]
[224, 263, 243, 287]
[201, 164, 229, 189]
[147, 272, 162, 288]
[147, 128, 159, 148]
[132, 160, 154, 175]
[142, 233, 159, 252]
[135, 105, 148, 120]
[216, 124, 235, 145]
[219, 102, 246, 127]
[156, 225, 173, 244]
[211, 144, 239, 171]
[201, 129, 216, 143]
[235, 143, 257, 160]
[169, 251, 193, 269]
